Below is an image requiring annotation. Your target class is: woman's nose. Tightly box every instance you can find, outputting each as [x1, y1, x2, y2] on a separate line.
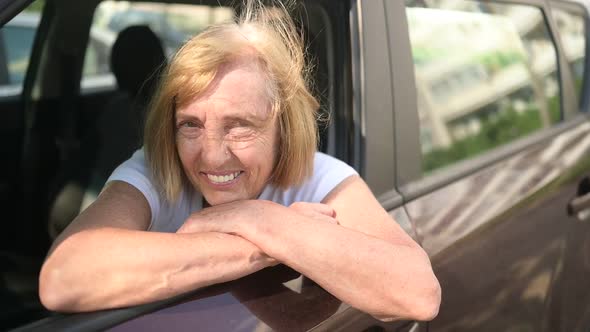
[200, 131, 231, 166]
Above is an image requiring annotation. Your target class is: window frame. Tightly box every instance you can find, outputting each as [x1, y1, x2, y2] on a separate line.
[354, 0, 401, 205]
[0, 8, 47, 101]
[549, 0, 590, 114]
[0, 0, 33, 26]
[0, 30, 11, 86]
[389, 0, 587, 202]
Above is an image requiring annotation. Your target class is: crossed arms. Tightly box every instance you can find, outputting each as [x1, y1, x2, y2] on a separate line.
[39, 175, 441, 321]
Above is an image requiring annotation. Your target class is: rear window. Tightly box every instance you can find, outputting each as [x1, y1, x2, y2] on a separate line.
[405, 0, 562, 174]
[82, 1, 234, 92]
[4, 25, 36, 84]
[0, 1, 43, 97]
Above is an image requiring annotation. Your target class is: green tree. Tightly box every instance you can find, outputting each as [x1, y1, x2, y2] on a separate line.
[24, 0, 44, 13]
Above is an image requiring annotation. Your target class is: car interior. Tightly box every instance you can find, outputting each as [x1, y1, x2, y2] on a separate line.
[0, 0, 353, 329]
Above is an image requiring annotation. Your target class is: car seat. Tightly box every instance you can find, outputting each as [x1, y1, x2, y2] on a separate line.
[47, 25, 167, 239]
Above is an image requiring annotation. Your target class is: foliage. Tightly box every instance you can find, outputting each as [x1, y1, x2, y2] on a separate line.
[423, 95, 561, 173]
[24, 0, 44, 13]
[476, 51, 525, 73]
[412, 47, 450, 66]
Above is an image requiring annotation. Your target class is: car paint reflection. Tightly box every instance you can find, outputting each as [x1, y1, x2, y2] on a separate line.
[405, 120, 590, 331]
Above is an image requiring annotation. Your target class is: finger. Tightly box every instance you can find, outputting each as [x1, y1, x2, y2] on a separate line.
[313, 213, 339, 225]
[294, 208, 339, 225]
[290, 202, 336, 218]
[317, 204, 337, 218]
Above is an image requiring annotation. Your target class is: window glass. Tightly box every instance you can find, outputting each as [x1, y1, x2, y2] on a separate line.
[552, 8, 586, 106]
[0, 1, 43, 96]
[405, 0, 561, 174]
[4, 25, 36, 83]
[82, 1, 234, 91]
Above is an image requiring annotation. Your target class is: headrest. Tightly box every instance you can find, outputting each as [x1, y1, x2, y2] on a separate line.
[110, 25, 167, 98]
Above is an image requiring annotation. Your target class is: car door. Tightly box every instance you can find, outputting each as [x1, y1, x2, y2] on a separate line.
[0, 0, 55, 330]
[0, 0, 45, 255]
[387, 0, 590, 331]
[541, 1, 590, 331]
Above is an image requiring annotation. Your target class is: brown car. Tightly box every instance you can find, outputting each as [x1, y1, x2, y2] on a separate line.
[2, 0, 590, 331]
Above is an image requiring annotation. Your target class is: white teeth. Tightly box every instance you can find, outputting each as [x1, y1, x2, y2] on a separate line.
[207, 171, 240, 184]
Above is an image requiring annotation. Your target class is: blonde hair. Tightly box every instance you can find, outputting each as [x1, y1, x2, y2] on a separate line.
[144, 0, 319, 202]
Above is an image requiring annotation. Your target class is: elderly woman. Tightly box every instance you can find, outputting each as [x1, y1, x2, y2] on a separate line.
[39, 1, 440, 322]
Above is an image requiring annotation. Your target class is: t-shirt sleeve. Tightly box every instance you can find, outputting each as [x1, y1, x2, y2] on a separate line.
[258, 152, 358, 205]
[307, 152, 358, 202]
[105, 148, 160, 227]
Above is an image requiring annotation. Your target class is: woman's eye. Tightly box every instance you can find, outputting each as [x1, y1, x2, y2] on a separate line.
[227, 123, 256, 140]
[179, 121, 199, 128]
[177, 120, 204, 130]
[176, 121, 202, 137]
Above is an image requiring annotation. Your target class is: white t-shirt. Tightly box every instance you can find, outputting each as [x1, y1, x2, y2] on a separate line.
[106, 149, 358, 232]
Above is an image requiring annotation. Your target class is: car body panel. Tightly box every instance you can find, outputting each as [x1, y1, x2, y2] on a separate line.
[404, 117, 590, 331]
[385, 0, 590, 330]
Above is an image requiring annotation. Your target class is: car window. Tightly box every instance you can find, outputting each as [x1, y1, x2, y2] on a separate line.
[405, 0, 561, 175]
[552, 7, 586, 108]
[81, 1, 234, 92]
[0, 2, 43, 97]
[4, 25, 36, 83]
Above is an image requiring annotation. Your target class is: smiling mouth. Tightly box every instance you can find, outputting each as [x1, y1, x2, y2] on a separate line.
[204, 171, 243, 184]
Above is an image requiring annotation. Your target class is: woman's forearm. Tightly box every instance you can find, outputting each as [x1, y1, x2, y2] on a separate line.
[39, 228, 271, 312]
[140, 198, 439, 321]
[241, 215, 440, 321]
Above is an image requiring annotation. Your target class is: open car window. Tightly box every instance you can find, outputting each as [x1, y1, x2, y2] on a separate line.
[81, 1, 234, 93]
[0, 1, 43, 99]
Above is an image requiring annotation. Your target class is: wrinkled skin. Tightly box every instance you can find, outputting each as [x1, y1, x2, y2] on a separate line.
[175, 59, 279, 206]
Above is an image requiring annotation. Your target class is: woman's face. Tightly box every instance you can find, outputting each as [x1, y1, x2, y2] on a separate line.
[175, 60, 279, 206]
